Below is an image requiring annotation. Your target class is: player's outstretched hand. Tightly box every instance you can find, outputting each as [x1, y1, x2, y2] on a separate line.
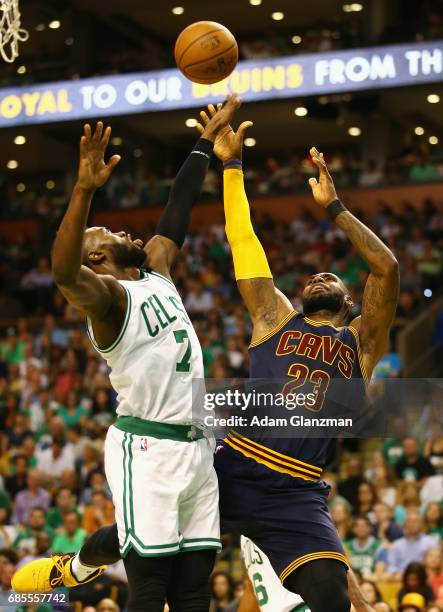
[195, 94, 253, 162]
[78, 122, 121, 191]
[308, 147, 338, 208]
[196, 93, 241, 142]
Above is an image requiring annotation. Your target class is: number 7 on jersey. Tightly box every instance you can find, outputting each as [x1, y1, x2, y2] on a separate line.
[174, 329, 192, 372]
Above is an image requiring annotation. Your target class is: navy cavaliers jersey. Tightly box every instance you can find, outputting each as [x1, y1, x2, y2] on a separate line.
[216, 309, 358, 578]
[224, 310, 367, 483]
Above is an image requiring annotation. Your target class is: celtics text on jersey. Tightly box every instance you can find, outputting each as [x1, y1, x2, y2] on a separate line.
[87, 270, 204, 424]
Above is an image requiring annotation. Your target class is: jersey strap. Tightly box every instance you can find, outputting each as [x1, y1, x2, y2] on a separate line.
[115, 416, 204, 442]
[224, 432, 322, 481]
[149, 269, 176, 289]
[86, 285, 132, 354]
[249, 310, 297, 348]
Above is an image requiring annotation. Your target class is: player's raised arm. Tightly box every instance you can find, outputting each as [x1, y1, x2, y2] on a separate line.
[308, 147, 399, 378]
[52, 122, 125, 319]
[146, 93, 242, 277]
[198, 105, 293, 344]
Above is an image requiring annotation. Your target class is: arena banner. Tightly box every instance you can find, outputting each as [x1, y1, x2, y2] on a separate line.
[0, 40, 442, 127]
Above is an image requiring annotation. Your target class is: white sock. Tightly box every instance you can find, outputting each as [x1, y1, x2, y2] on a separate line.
[70, 553, 100, 582]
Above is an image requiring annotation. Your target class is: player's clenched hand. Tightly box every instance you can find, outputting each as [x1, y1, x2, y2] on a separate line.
[195, 94, 253, 162]
[308, 147, 338, 208]
[77, 122, 121, 191]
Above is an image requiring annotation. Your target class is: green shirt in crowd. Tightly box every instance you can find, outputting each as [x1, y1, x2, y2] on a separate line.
[52, 528, 87, 554]
[0, 489, 11, 512]
[0, 339, 25, 365]
[382, 438, 404, 466]
[46, 506, 81, 531]
[344, 536, 381, 577]
[13, 527, 54, 553]
[56, 405, 88, 427]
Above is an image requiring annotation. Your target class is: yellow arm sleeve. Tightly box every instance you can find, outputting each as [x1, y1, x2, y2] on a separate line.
[223, 168, 272, 280]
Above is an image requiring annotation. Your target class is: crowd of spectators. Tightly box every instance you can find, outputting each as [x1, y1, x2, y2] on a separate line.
[2, 145, 443, 222]
[2, 192, 443, 339]
[240, 149, 443, 202]
[322, 440, 443, 612]
[240, 0, 443, 61]
[0, 171, 442, 608]
[238, 22, 360, 61]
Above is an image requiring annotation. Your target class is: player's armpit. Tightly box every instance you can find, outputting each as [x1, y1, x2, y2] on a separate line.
[353, 266, 399, 378]
[238, 280, 293, 345]
[144, 234, 179, 278]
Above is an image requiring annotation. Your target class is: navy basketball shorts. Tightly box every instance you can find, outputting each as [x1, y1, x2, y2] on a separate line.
[214, 441, 348, 583]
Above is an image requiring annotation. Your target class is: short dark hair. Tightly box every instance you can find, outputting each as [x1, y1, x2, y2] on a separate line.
[360, 580, 382, 602]
[0, 549, 18, 565]
[67, 424, 82, 436]
[56, 487, 72, 498]
[92, 490, 106, 499]
[210, 570, 235, 601]
[402, 562, 428, 589]
[30, 506, 46, 515]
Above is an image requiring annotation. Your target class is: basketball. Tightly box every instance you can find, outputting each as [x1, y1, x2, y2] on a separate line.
[174, 21, 238, 84]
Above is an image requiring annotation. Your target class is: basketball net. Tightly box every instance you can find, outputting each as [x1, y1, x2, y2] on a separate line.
[0, 0, 28, 63]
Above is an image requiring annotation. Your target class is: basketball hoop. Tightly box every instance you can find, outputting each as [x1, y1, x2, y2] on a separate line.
[0, 0, 28, 63]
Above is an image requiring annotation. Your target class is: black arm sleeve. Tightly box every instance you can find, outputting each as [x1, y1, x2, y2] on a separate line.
[155, 137, 214, 248]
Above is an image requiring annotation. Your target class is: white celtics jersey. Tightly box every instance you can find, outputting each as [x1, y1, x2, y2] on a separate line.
[241, 536, 310, 612]
[86, 270, 204, 424]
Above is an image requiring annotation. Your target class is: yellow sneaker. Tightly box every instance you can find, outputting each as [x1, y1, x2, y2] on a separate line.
[12, 554, 107, 593]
